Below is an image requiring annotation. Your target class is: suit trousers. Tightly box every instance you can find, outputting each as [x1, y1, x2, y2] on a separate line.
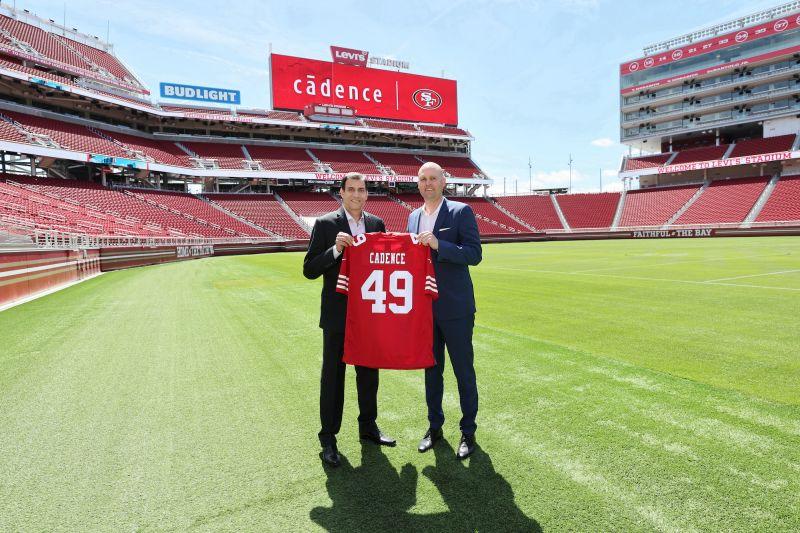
[318, 328, 379, 446]
[425, 314, 478, 435]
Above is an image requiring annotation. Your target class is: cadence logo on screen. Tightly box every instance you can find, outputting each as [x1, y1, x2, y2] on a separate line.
[412, 89, 442, 110]
[270, 54, 458, 124]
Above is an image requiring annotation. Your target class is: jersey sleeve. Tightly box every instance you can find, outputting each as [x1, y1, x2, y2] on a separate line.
[424, 250, 438, 300]
[336, 247, 349, 294]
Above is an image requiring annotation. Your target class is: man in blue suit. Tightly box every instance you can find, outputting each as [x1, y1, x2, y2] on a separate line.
[407, 161, 482, 459]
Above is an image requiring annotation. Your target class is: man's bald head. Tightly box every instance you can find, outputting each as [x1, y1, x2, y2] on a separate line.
[417, 161, 446, 203]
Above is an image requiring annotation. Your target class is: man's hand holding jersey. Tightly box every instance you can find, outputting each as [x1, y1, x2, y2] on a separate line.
[416, 231, 439, 250]
[335, 232, 354, 253]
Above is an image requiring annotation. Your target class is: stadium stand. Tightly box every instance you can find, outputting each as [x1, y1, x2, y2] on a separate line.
[426, 155, 482, 178]
[493, 194, 564, 230]
[417, 125, 470, 136]
[0, 178, 155, 236]
[102, 131, 193, 167]
[181, 142, 248, 169]
[624, 153, 672, 171]
[755, 175, 800, 222]
[235, 110, 305, 122]
[555, 192, 620, 229]
[0, 14, 142, 90]
[674, 176, 768, 225]
[310, 149, 381, 174]
[246, 145, 318, 172]
[728, 135, 796, 158]
[122, 189, 268, 236]
[362, 118, 419, 132]
[619, 184, 701, 227]
[669, 144, 729, 164]
[279, 191, 340, 217]
[2, 110, 129, 157]
[370, 152, 425, 176]
[6, 176, 250, 237]
[363, 196, 412, 232]
[205, 193, 309, 238]
[450, 196, 521, 234]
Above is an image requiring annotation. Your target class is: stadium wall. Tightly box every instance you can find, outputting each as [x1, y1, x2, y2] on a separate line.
[0, 248, 100, 309]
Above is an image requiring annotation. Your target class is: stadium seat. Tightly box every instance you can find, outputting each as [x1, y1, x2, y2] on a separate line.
[619, 184, 700, 227]
[205, 193, 309, 238]
[755, 175, 800, 222]
[728, 135, 796, 158]
[493, 194, 563, 230]
[555, 192, 620, 229]
[310, 149, 381, 174]
[674, 176, 768, 225]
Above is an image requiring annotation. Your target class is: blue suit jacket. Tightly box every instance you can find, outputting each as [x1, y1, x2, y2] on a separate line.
[407, 198, 482, 320]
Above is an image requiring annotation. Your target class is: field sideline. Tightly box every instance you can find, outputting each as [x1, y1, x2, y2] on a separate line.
[1, 237, 798, 531]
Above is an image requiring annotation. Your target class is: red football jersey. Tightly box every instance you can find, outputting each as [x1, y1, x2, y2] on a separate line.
[336, 232, 438, 369]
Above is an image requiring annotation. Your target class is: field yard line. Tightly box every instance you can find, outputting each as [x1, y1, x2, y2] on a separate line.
[572, 256, 728, 273]
[572, 251, 794, 274]
[703, 269, 800, 283]
[483, 266, 800, 291]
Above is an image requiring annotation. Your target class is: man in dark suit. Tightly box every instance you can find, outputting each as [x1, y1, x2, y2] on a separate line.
[407, 162, 482, 459]
[303, 172, 396, 467]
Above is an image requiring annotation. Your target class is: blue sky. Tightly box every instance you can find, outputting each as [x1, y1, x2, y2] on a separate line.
[24, 0, 783, 192]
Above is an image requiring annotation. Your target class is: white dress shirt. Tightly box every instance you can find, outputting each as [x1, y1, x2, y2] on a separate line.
[332, 209, 365, 258]
[418, 197, 444, 234]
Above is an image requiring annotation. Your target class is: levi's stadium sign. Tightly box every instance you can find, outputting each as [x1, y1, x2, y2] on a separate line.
[330, 46, 368, 67]
[270, 53, 458, 124]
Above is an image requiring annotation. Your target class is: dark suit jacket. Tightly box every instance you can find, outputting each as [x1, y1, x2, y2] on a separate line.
[407, 197, 482, 321]
[303, 207, 386, 332]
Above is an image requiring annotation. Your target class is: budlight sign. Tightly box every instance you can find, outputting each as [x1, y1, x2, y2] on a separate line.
[159, 82, 241, 104]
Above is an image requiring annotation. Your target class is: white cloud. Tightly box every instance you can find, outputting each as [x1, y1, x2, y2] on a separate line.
[591, 137, 615, 148]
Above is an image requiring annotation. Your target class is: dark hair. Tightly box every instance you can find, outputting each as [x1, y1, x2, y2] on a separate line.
[339, 172, 365, 190]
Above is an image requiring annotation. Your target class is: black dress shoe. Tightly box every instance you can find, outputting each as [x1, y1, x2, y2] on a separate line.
[456, 433, 475, 460]
[418, 428, 443, 453]
[360, 428, 397, 447]
[321, 445, 341, 467]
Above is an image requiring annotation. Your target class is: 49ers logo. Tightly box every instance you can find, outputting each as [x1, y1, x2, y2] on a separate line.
[412, 89, 443, 110]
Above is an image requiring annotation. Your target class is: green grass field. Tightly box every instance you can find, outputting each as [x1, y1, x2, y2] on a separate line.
[1, 237, 799, 531]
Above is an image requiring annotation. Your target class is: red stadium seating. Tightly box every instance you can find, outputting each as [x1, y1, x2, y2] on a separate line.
[363, 196, 412, 232]
[371, 153, 424, 176]
[101, 131, 192, 167]
[449, 196, 521, 234]
[0, 178, 160, 236]
[6, 176, 251, 237]
[556, 192, 620, 229]
[236, 110, 305, 121]
[670, 144, 729, 164]
[728, 135, 796, 158]
[493, 194, 563, 230]
[395, 195, 520, 233]
[619, 184, 700, 227]
[624, 153, 672, 170]
[182, 142, 247, 169]
[60, 36, 136, 83]
[0, 15, 140, 90]
[279, 191, 340, 217]
[206, 193, 309, 238]
[125, 189, 268, 236]
[674, 176, 768, 225]
[425, 155, 482, 178]
[417, 125, 470, 136]
[246, 145, 317, 172]
[161, 106, 235, 120]
[756, 175, 800, 222]
[311, 149, 380, 174]
[362, 118, 419, 132]
[2, 110, 129, 157]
